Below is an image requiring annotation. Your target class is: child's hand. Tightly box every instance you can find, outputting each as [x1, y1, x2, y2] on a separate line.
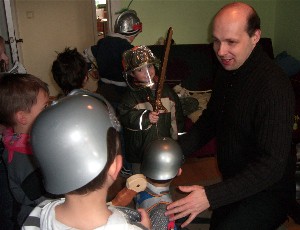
[149, 111, 159, 124]
[138, 208, 151, 229]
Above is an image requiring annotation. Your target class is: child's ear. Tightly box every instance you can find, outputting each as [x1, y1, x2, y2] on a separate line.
[177, 168, 182, 177]
[108, 155, 122, 181]
[83, 75, 88, 85]
[15, 111, 27, 125]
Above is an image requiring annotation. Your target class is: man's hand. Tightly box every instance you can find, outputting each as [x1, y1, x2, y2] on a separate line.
[138, 208, 151, 229]
[165, 185, 210, 228]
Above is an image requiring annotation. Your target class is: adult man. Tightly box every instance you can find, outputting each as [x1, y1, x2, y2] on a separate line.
[165, 2, 295, 229]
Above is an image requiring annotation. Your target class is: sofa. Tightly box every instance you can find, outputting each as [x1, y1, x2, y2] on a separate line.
[291, 74, 300, 144]
[149, 38, 300, 158]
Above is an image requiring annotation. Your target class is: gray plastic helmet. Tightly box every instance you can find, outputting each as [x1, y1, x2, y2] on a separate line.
[141, 137, 183, 180]
[114, 10, 142, 36]
[31, 89, 120, 195]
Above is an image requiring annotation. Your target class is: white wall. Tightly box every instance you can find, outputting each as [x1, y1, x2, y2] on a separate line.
[120, 0, 276, 46]
[274, 0, 300, 60]
[15, 0, 97, 96]
[14, 0, 300, 96]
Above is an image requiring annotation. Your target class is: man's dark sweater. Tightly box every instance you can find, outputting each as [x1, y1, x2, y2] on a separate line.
[180, 44, 295, 209]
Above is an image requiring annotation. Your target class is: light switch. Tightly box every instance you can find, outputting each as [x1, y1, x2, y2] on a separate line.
[26, 11, 34, 19]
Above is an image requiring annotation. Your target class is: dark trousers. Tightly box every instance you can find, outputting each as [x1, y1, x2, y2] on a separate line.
[97, 82, 127, 110]
[97, 82, 131, 170]
[210, 190, 291, 230]
[0, 161, 18, 230]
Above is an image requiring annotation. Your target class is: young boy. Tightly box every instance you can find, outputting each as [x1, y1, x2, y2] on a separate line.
[118, 45, 184, 174]
[52, 47, 98, 97]
[52, 47, 132, 177]
[22, 90, 150, 229]
[0, 73, 50, 226]
[136, 137, 183, 230]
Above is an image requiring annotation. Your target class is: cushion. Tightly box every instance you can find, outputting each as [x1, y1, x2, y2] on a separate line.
[275, 51, 300, 77]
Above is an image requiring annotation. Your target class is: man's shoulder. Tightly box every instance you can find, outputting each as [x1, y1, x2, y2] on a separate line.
[255, 53, 291, 87]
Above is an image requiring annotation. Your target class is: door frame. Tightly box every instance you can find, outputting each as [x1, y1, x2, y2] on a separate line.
[2, 0, 22, 65]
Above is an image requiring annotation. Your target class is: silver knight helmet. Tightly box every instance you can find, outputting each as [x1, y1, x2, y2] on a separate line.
[114, 10, 142, 36]
[141, 137, 183, 180]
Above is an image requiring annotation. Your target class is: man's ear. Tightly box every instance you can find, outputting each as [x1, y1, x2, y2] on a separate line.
[15, 111, 27, 125]
[108, 155, 123, 181]
[252, 29, 261, 45]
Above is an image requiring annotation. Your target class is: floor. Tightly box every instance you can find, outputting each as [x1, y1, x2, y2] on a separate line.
[108, 157, 300, 230]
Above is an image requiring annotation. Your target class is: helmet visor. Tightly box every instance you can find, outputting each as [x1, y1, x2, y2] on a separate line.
[124, 64, 154, 90]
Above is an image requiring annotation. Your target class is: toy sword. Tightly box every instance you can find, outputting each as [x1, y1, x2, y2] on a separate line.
[152, 27, 173, 113]
[109, 174, 147, 207]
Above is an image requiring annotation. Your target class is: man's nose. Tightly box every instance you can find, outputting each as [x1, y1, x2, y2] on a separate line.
[217, 43, 228, 56]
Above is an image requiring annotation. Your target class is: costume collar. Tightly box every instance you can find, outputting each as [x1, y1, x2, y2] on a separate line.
[107, 32, 132, 43]
[146, 182, 170, 194]
[2, 128, 32, 163]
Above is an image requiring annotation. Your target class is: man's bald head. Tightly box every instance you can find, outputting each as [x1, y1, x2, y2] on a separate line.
[215, 2, 260, 37]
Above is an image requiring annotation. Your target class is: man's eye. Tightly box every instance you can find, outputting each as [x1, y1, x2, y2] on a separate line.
[213, 40, 220, 45]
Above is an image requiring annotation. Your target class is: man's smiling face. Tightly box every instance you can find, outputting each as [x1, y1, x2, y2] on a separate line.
[212, 7, 259, 71]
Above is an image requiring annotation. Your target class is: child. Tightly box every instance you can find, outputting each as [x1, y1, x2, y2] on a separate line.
[0, 73, 50, 226]
[118, 45, 184, 174]
[51, 47, 98, 97]
[52, 47, 132, 177]
[22, 90, 150, 229]
[136, 137, 183, 230]
[0, 123, 18, 230]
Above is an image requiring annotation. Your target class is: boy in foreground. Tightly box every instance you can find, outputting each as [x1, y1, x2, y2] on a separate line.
[22, 90, 150, 229]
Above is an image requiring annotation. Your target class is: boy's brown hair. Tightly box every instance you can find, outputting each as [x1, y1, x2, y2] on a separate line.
[0, 73, 49, 127]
